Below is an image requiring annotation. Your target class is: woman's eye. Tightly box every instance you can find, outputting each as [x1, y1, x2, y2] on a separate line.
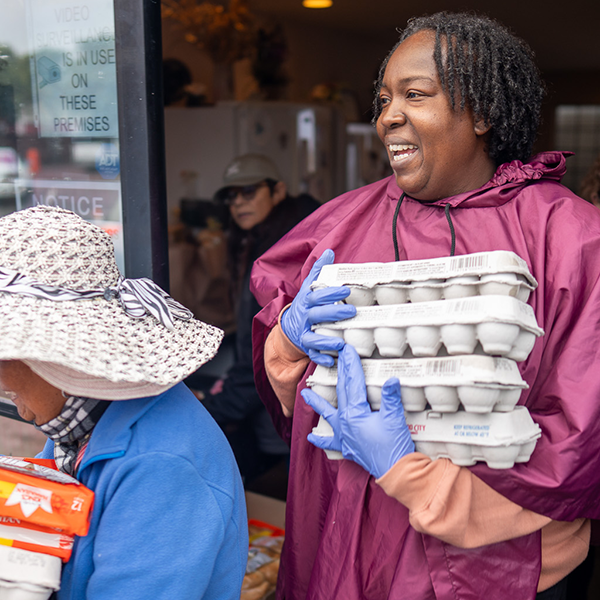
[379, 96, 391, 106]
[407, 91, 421, 99]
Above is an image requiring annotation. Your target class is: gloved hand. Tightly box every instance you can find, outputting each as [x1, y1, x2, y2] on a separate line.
[303, 344, 415, 478]
[281, 249, 357, 367]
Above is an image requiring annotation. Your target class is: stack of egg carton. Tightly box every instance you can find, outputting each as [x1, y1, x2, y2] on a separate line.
[0, 545, 61, 600]
[306, 250, 544, 469]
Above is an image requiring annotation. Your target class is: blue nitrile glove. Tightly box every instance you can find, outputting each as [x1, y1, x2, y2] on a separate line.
[281, 249, 357, 367]
[304, 344, 415, 478]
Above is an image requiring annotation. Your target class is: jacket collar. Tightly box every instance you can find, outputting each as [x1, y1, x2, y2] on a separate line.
[386, 151, 572, 208]
[78, 385, 178, 471]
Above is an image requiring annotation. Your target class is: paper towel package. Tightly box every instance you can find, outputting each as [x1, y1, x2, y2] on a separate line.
[0, 457, 94, 537]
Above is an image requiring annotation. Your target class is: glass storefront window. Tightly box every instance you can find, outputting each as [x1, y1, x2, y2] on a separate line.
[0, 0, 124, 270]
[0, 0, 168, 425]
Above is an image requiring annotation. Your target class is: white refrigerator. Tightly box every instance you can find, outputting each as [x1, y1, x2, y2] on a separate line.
[163, 101, 346, 224]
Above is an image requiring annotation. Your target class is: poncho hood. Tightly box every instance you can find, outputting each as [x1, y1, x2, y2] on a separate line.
[385, 151, 572, 208]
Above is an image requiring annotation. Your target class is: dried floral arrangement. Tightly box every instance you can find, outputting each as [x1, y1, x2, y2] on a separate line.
[161, 0, 256, 64]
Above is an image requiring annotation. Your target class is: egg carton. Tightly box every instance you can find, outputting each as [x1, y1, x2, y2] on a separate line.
[313, 295, 544, 361]
[0, 546, 61, 600]
[311, 407, 541, 469]
[406, 407, 541, 469]
[312, 250, 538, 306]
[0, 581, 56, 600]
[311, 416, 344, 461]
[306, 355, 529, 413]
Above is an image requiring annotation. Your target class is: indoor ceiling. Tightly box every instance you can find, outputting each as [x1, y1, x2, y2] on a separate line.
[251, 0, 600, 72]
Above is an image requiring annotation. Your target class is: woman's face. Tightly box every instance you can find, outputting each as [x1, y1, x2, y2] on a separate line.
[0, 360, 66, 425]
[376, 30, 495, 201]
[228, 180, 286, 230]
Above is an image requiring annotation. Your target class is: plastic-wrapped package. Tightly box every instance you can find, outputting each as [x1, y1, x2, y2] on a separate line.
[0, 457, 94, 537]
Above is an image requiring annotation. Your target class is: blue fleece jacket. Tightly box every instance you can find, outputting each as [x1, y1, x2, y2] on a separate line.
[39, 382, 248, 599]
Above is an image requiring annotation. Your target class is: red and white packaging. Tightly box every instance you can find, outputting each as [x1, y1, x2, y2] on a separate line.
[0, 457, 94, 537]
[0, 516, 73, 562]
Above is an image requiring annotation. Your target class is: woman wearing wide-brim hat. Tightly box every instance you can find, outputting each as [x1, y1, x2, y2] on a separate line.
[0, 205, 248, 599]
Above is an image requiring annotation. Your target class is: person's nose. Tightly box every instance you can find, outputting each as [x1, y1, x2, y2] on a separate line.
[230, 192, 247, 207]
[379, 100, 407, 130]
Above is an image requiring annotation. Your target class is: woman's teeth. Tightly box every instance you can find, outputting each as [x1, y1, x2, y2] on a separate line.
[388, 144, 417, 162]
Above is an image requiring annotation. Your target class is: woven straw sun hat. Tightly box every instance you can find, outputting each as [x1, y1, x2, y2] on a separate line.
[0, 205, 223, 399]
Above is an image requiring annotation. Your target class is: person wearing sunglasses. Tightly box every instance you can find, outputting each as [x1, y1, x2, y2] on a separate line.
[198, 153, 320, 488]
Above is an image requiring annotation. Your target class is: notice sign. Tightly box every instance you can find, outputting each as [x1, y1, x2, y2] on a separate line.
[14, 179, 124, 272]
[27, 0, 119, 138]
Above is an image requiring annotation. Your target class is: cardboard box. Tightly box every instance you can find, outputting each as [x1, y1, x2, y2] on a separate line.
[244, 493, 285, 600]
[245, 492, 285, 530]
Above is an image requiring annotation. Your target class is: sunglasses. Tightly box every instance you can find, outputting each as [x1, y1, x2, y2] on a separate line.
[221, 182, 268, 206]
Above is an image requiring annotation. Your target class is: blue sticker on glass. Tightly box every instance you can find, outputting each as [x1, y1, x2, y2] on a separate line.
[95, 143, 120, 180]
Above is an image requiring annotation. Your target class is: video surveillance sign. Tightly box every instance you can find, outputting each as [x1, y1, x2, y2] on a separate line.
[27, 0, 119, 138]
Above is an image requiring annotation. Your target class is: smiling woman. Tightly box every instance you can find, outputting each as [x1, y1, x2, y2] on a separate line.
[372, 12, 545, 169]
[249, 10, 600, 600]
[375, 30, 495, 201]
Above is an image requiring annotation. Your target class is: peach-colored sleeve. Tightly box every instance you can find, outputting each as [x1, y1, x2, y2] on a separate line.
[539, 519, 590, 591]
[264, 320, 310, 417]
[376, 452, 551, 548]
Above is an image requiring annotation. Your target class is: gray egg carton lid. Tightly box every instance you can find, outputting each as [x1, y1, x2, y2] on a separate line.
[307, 355, 528, 389]
[0, 545, 61, 589]
[405, 406, 541, 447]
[313, 250, 537, 289]
[312, 295, 544, 336]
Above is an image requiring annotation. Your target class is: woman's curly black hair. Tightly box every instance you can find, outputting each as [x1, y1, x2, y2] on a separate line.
[372, 12, 546, 166]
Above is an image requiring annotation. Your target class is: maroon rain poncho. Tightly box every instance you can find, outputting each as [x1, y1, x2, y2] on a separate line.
[251, 152, 600, 599]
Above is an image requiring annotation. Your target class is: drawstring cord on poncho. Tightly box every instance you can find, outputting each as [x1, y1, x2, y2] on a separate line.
[392, 193, 457, 259]
[392, 193, 406, 261]
[444, 203, 456, 257]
